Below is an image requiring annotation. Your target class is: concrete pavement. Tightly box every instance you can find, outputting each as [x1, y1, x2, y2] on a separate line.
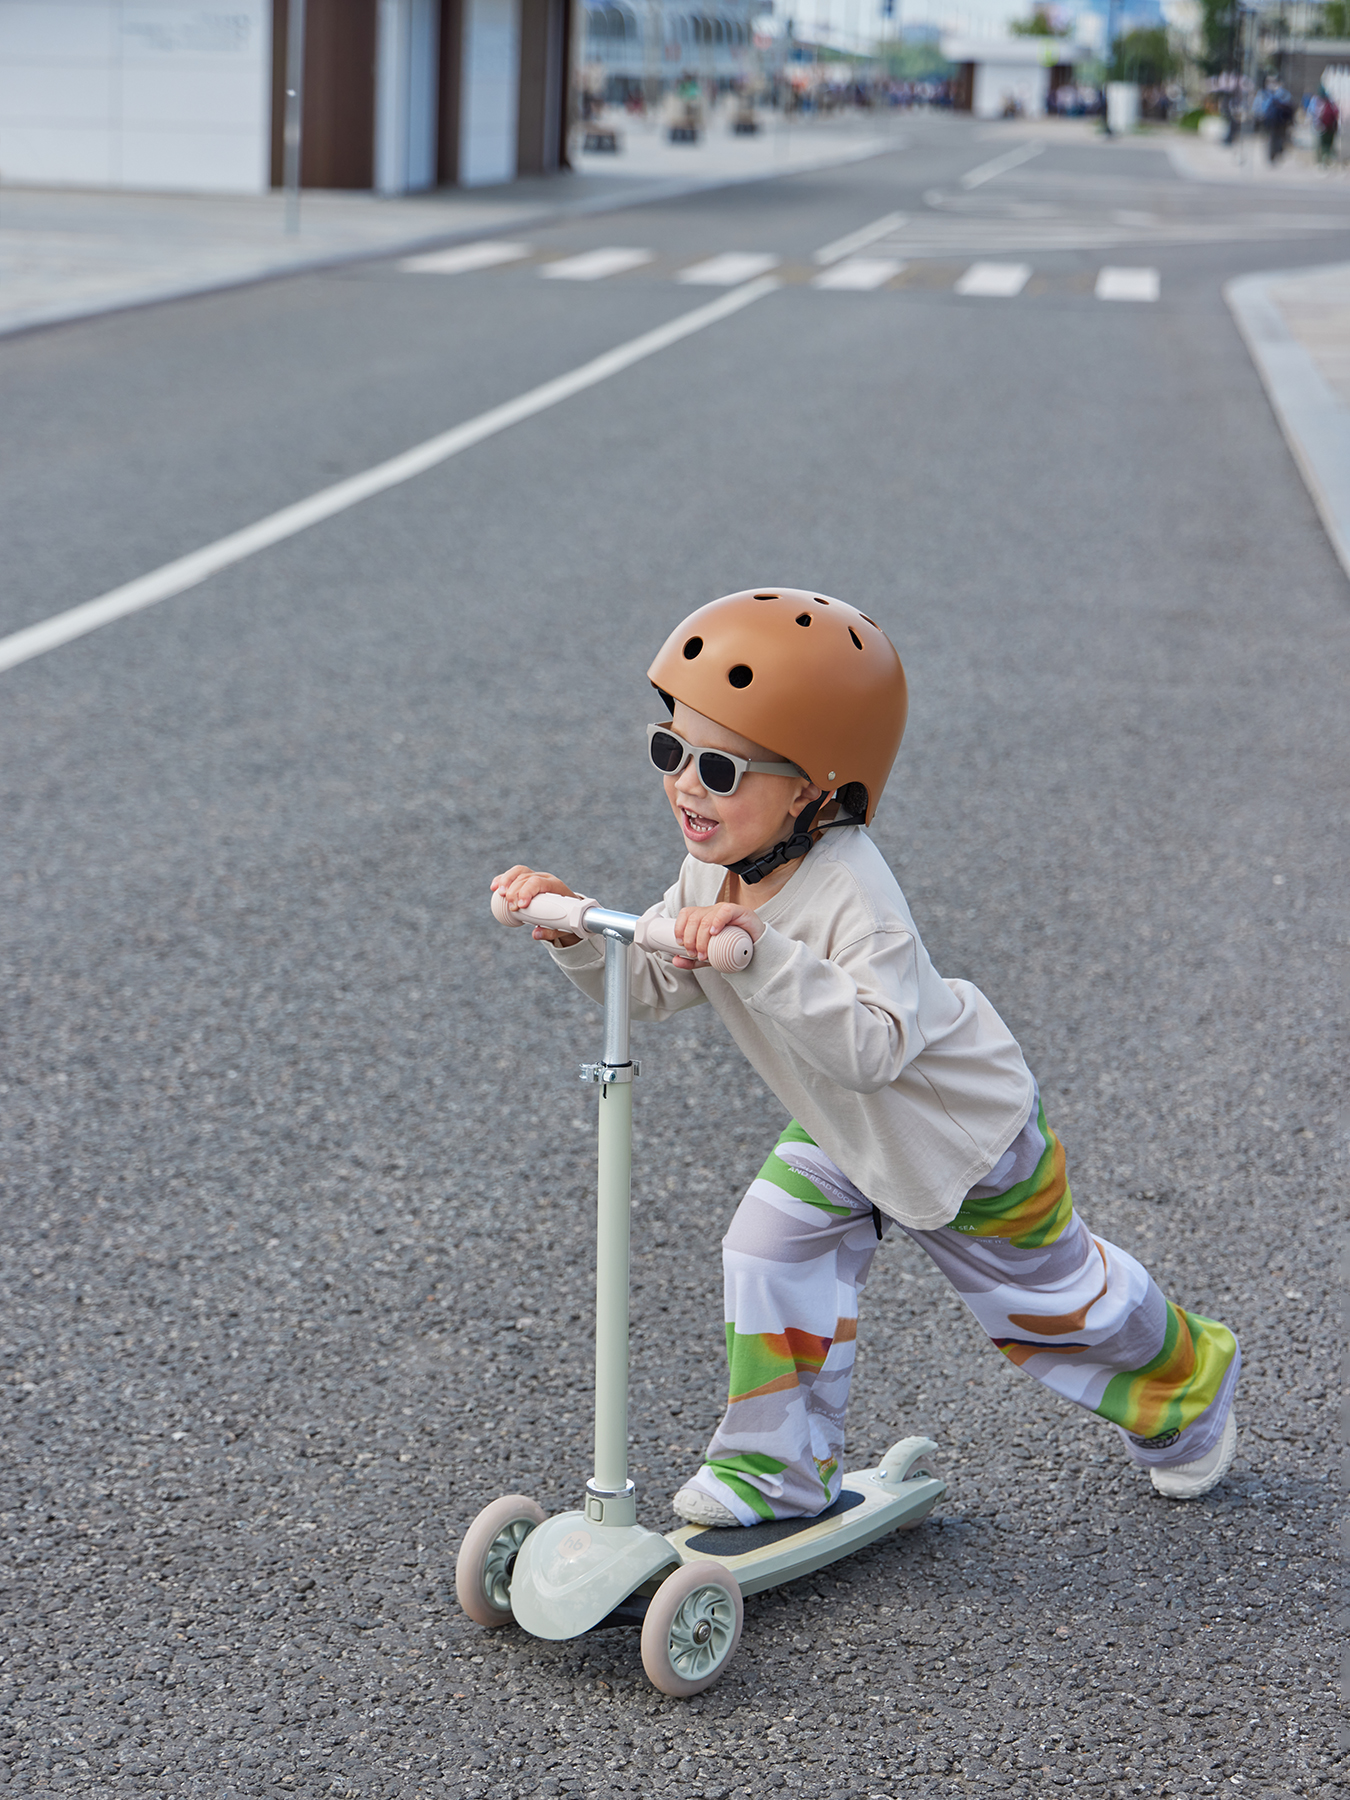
[0, 113, 889, 340]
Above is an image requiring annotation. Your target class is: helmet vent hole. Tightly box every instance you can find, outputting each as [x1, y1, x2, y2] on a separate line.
[858, 613, 877, 628]
[849, 628, 863, 649]
[727, 664, 754, 689]
[682, 636, 703, 660]
[753, 592, 777, 600]
[813, 597, 829, 605]
[795, 612, 812, 627]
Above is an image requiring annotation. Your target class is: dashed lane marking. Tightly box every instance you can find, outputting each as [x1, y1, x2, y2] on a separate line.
[1096, 266, 1161, 302]
[400, 242, 532, 274]
[812, 211, 909, 267]
[677, 252, 781, 285]
[539, 247, 655, 281]
[812, 257, 905, 291]
[954, 262, 1033, 298]
[0, 276, 779, 678]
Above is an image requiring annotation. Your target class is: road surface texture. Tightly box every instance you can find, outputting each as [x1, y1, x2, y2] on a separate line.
[0, 115, 1344, 1798]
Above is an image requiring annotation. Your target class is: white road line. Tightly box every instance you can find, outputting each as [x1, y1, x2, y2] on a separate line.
[0, 277, 779, 678]
[540, 247, 655, 281]
[400, 242, 532, 274]
[812, 211, 908, 267]
[812, 257, 904, 291]
[1096, 265, 1161, 302]
[955, 262, 1032, 297]
[959, 141, 1047, 190]
[677, 252, 781, 286]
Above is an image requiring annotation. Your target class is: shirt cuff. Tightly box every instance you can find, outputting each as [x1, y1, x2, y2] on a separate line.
[547, 934, 605, 970]
[720, 922, 800, 1000]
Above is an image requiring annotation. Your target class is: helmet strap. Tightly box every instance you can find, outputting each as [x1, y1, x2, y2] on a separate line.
[726, 796, 862, 887]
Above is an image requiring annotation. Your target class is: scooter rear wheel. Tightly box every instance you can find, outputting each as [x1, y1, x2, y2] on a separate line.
[641, 1561, 743, 1697]
[455, 1494, 547, 1628]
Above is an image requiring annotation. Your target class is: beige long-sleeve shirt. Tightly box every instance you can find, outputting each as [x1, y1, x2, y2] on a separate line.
[548, 827, 1035, 1230]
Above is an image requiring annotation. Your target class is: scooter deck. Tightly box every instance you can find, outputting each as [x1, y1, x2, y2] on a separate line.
[662, 1468, 945, 1597]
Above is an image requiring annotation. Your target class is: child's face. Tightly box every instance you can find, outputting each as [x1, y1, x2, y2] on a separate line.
[662, 702, 822, 868]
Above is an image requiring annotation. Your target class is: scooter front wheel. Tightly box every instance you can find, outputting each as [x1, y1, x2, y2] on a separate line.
[455, 1494, 547, 1628]
[641, 1560, 743, 1697]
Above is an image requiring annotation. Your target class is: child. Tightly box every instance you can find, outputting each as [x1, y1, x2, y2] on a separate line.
[492, 588, 1240, 1527]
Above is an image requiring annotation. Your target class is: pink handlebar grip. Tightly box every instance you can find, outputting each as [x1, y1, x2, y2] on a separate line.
[491, 890, 595, 937]
[635, 912, 754, 972]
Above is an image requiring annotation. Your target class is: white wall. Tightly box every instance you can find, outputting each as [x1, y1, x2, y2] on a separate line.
[973, 60, 1049, 121]
[0, 0, 271, 192]
[375, 0, 440, 193]
[460, 0, 519, 187]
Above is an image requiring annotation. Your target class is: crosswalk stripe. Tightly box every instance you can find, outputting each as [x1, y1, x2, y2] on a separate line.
[1096, 266, 1161, 302]
[401, 242, 531, 274]
[541, 248, 655, 281]
[959, 142, 1046, 190]
[677, 252, 781, 286]
[955, 262, 1032, 298]
[812, 257, 904, 291]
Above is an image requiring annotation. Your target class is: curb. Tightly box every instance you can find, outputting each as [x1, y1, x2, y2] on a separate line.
[0, 136, 891, 344]
[1226, 265, 1350, 584]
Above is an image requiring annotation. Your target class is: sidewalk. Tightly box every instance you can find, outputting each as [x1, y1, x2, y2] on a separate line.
[1227, 260, 1350, 580]
[0, 113, 890, 341]
[1168, 127, 1350, 189]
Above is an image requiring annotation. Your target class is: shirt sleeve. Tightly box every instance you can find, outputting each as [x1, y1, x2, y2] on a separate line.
[721, 922, 924, 1093]
[546, 928, 708, 1022]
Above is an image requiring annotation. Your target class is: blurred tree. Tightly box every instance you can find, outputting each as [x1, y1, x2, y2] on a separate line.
[1110, 26, 1180, 83]
[1009, 6, 1070, 34]
[1200, 0, 1240, 71]
[1319, 0, 1350, 33]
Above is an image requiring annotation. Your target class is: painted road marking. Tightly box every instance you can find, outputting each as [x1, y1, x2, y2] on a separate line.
[812, 212, 908, 266]
[1096, 265, 1161, 302]
[959, 142, 1047, 189]
[677, 252, 781, 286]
[812, 257, 904, 291]
[0, 277, 779, 678]
[401, 242, 532, 274]
[955, 262, 1032, 297]
[540, 247, 655, 281]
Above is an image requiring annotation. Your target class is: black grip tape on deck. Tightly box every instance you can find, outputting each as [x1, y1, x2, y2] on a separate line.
[683, 1487, 866, 1556]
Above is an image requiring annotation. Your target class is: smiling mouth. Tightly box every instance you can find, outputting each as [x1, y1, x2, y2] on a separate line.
[680, 807, 721, 840]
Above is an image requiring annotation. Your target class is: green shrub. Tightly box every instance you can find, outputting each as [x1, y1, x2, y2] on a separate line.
[1179, 107, 1206, 130]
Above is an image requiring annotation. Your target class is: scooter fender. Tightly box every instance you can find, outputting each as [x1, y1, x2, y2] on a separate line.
[509, 1511, 681, 1641]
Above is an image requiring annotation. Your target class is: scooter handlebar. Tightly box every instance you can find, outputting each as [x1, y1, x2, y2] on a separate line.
[490, 890, 754, 972]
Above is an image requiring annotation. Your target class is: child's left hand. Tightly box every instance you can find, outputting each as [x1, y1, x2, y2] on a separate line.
[672, 902, 764, 970]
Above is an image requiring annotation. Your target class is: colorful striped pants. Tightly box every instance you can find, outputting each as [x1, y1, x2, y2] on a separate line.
[686, 1100, 1241, 1525]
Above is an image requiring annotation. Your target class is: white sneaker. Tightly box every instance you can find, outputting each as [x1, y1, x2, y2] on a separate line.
[1149, 1410, 1237, 1500]
[672, 1484, 739, 1527]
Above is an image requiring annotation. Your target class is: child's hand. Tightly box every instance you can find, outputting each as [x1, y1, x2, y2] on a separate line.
[672, 902, 764, 970]
[491, 866, 583, 947]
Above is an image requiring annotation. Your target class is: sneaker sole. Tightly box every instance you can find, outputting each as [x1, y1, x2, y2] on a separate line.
[1149, 1410, 1237, 1500]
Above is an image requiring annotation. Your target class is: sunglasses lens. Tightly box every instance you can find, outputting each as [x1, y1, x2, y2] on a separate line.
[649, 730, 685, 774]
[697, 752, 738, 794]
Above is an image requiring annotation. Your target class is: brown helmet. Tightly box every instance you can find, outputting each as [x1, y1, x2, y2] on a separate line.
[647, 587, 907, 825]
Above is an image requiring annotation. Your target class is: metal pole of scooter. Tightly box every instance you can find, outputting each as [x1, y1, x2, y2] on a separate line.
[590, 931, 635, 1518]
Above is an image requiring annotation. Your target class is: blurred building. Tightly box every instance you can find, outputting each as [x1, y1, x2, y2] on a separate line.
[941, 33, 1093, 118]
[582, 0, 762, 97]
[0, 0, 572, 194]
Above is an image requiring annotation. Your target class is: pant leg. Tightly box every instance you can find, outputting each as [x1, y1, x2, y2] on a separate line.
[905, 1096, 1240, 1470]
[685, 1123, 883, 1524]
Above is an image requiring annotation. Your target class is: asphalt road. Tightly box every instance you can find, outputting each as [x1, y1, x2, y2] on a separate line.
[0, 115, 1344, 1799]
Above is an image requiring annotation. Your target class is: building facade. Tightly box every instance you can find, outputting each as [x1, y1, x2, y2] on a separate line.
[582, 0, 762, 94]
[0, 0, 572, 194]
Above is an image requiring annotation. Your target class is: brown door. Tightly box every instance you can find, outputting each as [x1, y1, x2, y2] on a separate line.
[271, 0, 377, 190]
[951, 63, 975, 113]
[517, 0, 567, 176]
[438, 0, 464, 186]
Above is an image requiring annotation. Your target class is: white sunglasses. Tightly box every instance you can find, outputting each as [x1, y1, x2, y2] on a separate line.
[647, 724, 804, 796]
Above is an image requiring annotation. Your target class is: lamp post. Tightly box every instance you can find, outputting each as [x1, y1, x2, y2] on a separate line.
[282, 0, 307, 236]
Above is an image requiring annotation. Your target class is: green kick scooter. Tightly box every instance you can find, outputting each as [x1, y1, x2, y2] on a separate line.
[455, 888, 945, 1697]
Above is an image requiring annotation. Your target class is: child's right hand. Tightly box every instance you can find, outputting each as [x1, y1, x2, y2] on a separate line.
[491, 866, 583, 947]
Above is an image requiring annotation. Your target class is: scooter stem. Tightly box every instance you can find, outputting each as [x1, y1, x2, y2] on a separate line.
[592, 931, 634, 1503]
